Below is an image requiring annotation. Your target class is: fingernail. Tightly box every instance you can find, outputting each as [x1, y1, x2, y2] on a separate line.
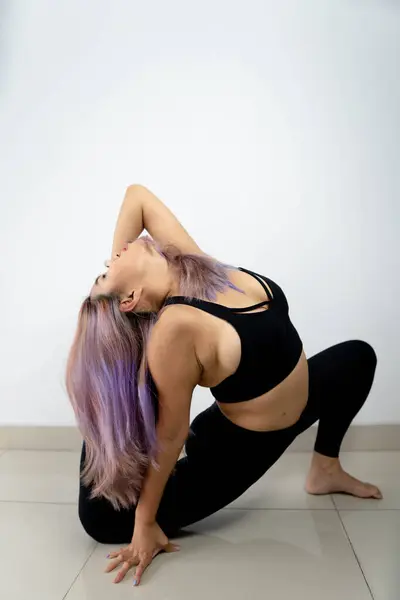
[133, 579, 138, 586]
[106, 554, 110, 558]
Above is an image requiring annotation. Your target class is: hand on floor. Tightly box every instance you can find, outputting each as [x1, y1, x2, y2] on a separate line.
[105, 521, 180, 586]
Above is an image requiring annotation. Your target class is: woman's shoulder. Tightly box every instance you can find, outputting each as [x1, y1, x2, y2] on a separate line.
[146, 305, 203, 383]
[149, 304, 201, 353]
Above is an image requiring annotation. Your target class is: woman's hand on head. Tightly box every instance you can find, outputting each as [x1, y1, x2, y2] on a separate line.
[105, 521, 180, 586]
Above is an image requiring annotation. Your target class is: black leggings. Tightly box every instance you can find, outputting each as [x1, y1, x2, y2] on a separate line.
[78, 340, 377, 544]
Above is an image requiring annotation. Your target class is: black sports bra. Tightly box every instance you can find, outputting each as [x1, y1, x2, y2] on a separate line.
[164, 267, 303, 403]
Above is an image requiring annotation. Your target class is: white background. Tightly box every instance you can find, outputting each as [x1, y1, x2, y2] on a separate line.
[1, 0, 399, 426]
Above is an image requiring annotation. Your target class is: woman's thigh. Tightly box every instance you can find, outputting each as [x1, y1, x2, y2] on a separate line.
[79, 403, 298, 543]
[157, 403, 299, 534]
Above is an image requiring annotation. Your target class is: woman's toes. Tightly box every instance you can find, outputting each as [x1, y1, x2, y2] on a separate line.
[306, 465, 383, 499]
[368, 484, 383, 499]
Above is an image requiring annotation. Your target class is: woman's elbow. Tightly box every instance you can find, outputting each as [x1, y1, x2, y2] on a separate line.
[126, 183, 147, 196]
[158, 424, 189, 446]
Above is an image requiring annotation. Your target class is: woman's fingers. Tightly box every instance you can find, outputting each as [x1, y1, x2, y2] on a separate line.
[107, 548, 125, 559]
[133, 545, 180, 586]
[133, 557, 151, 586]
[113, 561, 133, 584]
[105, 541, 181, 586]
[104, 555, 123, 573]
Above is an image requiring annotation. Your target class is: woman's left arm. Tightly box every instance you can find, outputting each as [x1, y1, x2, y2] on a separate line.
[106, 312, 201, 585]
[136, 314, 200, 525]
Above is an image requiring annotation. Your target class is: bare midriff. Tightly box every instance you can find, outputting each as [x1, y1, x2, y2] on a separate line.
[193, 302, 310, 432]
[217, 350, 309, 432]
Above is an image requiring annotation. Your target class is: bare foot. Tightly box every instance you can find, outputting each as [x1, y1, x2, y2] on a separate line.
[305, 457, 382, 499]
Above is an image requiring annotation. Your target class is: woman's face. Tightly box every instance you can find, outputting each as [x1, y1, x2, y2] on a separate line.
[91, 238, 163, 300]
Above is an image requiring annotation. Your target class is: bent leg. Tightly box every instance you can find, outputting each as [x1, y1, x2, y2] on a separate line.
[79, 403, 299, 543]
[79, 340, 380, 543]
[157, 403, 300, 536]
[311, 340, 377, 457]
[299, 340, 381, 498]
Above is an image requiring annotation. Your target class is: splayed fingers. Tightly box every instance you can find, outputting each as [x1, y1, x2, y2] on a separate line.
[105, 542, 180, 585]
[105, 548, 155, 584]
[105, 550, 137, 583]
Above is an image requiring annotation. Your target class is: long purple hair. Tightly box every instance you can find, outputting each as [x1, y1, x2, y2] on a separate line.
[66, 241, 241, 509]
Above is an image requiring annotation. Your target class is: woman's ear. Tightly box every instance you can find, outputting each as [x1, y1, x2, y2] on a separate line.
[119, 289, 141, 313]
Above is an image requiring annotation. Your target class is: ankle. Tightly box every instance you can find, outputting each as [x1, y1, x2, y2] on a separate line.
[311, 452, 341, 474]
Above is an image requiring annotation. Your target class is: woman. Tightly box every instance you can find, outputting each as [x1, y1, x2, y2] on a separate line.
[67, 184, 381, 586]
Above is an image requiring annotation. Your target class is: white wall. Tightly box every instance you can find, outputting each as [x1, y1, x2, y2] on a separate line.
[1, 0, 399, 426]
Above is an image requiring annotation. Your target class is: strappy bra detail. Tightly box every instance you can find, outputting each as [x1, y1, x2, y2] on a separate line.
[163, 267, 303, 403]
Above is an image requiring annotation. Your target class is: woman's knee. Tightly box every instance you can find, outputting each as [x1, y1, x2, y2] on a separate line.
[348, 340, 377, 371]
[78, 491, 133, 544]
[78, 497, 106, 544]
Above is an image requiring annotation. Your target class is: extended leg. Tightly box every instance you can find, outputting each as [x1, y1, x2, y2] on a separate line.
[300, 340, 381, 498]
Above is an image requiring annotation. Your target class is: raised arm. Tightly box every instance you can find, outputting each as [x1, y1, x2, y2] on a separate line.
[111, 184, 204, 257]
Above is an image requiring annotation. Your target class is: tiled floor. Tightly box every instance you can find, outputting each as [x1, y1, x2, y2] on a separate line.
[0, 450, 399, 599]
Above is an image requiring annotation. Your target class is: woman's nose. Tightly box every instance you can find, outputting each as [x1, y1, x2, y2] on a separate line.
[104, 251, 122, 268]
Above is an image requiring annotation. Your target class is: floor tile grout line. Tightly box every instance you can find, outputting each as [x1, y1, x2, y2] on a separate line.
[323, 507, 400, 511]
[0, 499, 398, 510]
[61, 542, 98, 600]
[0, 449, 81, 453]
[0, 499, 77, 506]
[223, 506, 400, 511]
[335, 505, 375, 600]
[223, 507, 337, 511]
